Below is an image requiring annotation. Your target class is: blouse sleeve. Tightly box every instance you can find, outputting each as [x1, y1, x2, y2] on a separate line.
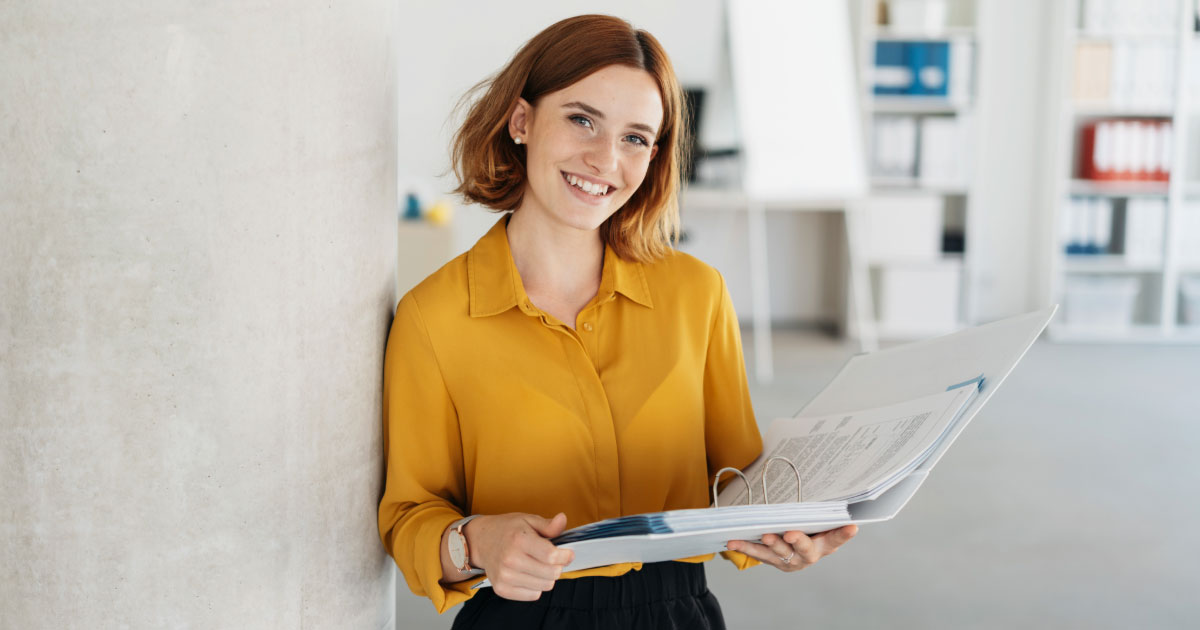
[377, 293, 482, 613]
[702, 272, 764, 570]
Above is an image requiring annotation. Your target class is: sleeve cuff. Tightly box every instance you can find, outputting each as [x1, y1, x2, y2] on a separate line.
[720, 549, 761, 570]
[411, 510, 481, 614]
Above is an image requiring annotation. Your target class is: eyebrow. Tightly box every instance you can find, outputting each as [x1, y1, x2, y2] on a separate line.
[562, 101, 658, 137]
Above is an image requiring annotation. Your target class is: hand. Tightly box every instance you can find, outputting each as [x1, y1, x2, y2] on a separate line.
[726, 524, 858, 572]
[465, 512, 575, 601]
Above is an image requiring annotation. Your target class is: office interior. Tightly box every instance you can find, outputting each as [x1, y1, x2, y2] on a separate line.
[3, 0, 1197, 628]
[394, 1, 1199, 628]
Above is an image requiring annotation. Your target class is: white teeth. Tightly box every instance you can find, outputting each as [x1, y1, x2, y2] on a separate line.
[565, 173, 608, 196]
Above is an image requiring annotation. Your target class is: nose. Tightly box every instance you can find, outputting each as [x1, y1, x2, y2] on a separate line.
[583, 134, 619, 175]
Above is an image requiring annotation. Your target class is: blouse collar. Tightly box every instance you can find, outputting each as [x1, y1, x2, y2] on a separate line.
[467, 215, 654, 318]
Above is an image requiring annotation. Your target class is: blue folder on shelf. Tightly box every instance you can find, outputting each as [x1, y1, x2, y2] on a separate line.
[873, 41, 952, 97]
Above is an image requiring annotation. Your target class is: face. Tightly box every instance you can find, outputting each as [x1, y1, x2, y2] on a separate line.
[508, 64, 664, 234]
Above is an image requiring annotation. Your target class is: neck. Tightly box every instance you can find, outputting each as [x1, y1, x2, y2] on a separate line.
[505, 209, 605, 301]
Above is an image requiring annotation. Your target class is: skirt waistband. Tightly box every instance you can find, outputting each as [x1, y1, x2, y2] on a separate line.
[531, 561, 708, 610]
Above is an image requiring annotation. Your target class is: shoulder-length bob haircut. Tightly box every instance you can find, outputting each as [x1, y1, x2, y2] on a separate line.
[451, 14, 688, 263]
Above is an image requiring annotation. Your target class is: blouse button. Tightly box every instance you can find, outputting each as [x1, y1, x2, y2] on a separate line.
[582, 322, 594, 332]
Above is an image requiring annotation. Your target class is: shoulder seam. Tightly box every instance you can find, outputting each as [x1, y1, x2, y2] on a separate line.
[705, 269, 727, 345]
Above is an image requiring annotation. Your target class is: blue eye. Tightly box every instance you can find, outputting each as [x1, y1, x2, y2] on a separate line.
[625, 134, 649, 147]
[569, 115, 593, 129]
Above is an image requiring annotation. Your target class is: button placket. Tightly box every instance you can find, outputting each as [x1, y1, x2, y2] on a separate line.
[578, 301, 607, 370]
[557, 333, 620, 520]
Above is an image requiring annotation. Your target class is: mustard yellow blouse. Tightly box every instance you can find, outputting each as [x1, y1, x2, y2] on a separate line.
[378, 216, 763, 613]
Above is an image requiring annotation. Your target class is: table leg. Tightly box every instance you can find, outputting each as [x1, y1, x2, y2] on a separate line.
[747, 201, 774, 383]
[844, 199, 878, 353]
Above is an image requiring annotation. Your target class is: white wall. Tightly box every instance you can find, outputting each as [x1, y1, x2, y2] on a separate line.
[1, 1, 398, 627]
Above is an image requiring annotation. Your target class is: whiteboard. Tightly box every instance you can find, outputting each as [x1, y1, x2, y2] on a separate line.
[725, 0, 867, 201]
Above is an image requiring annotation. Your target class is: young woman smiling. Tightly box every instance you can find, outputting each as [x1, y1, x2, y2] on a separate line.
[378, 14, 857, 629]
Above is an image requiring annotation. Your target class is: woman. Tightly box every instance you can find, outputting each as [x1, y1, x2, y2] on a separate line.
[378, 14, 857, 628]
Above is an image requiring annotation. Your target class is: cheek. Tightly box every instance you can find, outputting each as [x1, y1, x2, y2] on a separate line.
[530, 137, 573, 177]
[525, 147, 559, 190]
[623, 157, 654, 192]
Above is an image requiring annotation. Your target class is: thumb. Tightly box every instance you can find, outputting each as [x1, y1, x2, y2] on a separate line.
[529, 512, 569, 539]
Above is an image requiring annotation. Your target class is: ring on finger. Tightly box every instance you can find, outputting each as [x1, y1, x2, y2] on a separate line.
[778, 550, 795, 565]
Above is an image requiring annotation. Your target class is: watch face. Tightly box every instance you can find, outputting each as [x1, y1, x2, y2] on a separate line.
[448, 530, 467, 569]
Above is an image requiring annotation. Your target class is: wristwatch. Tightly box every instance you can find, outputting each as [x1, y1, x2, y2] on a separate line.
[447, 515, 485, 576]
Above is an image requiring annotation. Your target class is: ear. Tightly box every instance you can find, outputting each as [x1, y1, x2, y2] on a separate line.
[508, 97, 532, 143]
[649, 144, 659, 161]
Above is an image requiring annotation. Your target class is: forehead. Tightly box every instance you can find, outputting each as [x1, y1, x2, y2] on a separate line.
[542, 65, 664, 130]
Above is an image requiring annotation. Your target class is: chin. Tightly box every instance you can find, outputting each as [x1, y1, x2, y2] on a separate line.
[557, 210, 612, 233]
[562, 196, 631, 231]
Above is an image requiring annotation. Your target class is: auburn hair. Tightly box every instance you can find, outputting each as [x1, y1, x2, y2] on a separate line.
[451, 14, 688, 263]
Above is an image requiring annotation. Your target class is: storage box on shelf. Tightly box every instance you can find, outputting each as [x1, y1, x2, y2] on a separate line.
[1045, 0, 1199, 343]
[873, 262, 962, 336]
[1062, 275, 1141, 329]
[862, 194, 944, 261]
[856, 0, 977, 339]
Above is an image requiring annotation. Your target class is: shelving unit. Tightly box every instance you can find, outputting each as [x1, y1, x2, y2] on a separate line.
[1044, 0, 1200, 343]
[851, 0, 979, 340]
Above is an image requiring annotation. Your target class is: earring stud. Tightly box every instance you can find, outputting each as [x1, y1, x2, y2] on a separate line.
[513, 137, 522, 145]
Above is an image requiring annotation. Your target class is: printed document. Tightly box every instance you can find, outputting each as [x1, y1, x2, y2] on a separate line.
[719, 385, 979, 507]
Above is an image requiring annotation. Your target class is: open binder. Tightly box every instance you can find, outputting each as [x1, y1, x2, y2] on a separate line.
[475, 306, 1056, 584]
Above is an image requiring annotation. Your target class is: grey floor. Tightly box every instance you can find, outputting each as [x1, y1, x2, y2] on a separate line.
[394, 327, 1200, 629]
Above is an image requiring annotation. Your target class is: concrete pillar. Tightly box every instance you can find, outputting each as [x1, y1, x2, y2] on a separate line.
[1, 2, 397, 627]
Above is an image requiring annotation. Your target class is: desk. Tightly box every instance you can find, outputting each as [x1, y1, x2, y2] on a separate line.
[679, 187, 878, 383]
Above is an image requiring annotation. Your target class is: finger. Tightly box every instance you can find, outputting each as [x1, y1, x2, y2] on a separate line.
[759, 533, 796, 563]
[521, 530, 574, 567]
[514, 551, 567, 582]
[779, 531, 820, 565]
[528, 512, 569, 539]
[813, 524, 858, 554]
[492, 584, 546, 602]
[491, 553, 562, 592]
[727, 539, 791, 569]
[811, 524, 857, 547]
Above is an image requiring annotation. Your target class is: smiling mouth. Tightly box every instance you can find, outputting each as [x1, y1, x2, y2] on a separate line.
[562, 171, 614, 197]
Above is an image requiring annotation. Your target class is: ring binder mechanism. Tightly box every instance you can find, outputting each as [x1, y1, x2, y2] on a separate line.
[469, 308, 1056, 589]
[711, 456, 802, 508]
[711, 467, 752, 507]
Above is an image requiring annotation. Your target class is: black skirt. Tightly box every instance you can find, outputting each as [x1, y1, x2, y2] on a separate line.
[450, 561, 726, 630]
